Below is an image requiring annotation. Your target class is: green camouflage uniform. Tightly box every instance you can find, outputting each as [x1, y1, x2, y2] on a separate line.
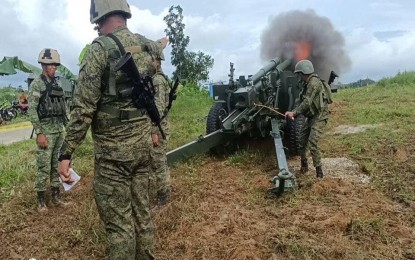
[151, 71, 170, 197]
[28, 76, 65, 192]
[59, 26, 162, 260]
[293, 74, 329, 168]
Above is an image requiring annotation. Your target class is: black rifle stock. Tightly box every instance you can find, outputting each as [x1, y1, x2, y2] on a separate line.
[115, 52, 166, 139]
[159, 77, 179, 122]
[167, 77, 179, 112]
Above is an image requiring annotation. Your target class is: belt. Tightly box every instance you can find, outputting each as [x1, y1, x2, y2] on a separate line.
[99, 105, 146, 126]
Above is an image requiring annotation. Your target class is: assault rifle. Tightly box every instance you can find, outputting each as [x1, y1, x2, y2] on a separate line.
[115, 52, 165, 139]
[160, 77, 179, 120]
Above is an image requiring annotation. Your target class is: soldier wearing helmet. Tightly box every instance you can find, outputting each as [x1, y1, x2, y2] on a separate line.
[28, 48, 69, 212]
[149, 45, 171, 207]
[285, 59, 330, 178]
[58, 0, 168, 259]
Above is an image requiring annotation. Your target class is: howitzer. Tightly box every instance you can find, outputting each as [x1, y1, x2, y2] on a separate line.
[115, 52, 165, 139]
[167, 57, 337, 195]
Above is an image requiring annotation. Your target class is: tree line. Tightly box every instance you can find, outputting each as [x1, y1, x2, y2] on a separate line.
[164, 5, 214, 85]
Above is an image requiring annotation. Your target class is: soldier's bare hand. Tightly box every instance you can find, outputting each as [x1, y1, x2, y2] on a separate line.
[152, 133, 159, 147]
[285, 111, 295, 120]
[37, 134, 48, 149]
[158, 37, 169, 49]
[58, 160, 73, 183]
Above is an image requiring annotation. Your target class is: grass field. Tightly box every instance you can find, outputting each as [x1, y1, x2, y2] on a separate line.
[1, 75, 415, 259]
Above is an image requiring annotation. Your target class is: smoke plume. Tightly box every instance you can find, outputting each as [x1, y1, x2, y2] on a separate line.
[260, 9, 351, 79]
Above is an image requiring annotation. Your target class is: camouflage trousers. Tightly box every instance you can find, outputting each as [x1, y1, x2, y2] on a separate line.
[93, 150, 154, 260]
[35, 132, 64, 191]
[150, 129, 170, 197]
[299, 116, 327, 168]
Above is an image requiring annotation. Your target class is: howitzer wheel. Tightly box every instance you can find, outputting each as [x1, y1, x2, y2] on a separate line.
[285, 115, 305, 156]
[206, 103, 236, 155]
[206, 103, 227, 134]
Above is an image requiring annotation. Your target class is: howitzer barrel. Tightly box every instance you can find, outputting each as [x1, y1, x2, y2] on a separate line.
[275, 58, 292, 73]
[253, 58, 292, 92]
[251, 57, 292, 85]
[251, 57, 281, 85]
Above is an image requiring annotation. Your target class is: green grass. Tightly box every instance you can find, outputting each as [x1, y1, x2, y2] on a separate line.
[0, 134, 94, 202]
[167, 85, 212, 149]
[0, 84, 211, 202]
[1, 73, 415, 259]
[0, 140, 36, 199]
[2, 74, 415, 207]
[323, 74, 415, 204]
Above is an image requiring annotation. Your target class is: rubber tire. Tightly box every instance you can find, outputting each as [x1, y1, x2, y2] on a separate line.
[205, 103, 238, 155]
[206, 103, 228, 134]
[3, 110, 13, 121]
[285, 115, 305, 156]
[10, 109, 17, 119]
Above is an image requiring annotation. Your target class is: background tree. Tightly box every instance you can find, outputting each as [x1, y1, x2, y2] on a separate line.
[164, 5, 214, 84]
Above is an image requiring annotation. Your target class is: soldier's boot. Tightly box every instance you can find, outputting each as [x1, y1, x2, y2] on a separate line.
[37, 191, 48, 212]
[316, 166, 324, 178]
[157, 190, 170, 207]
[300, 158, 308, 173]
[51, 187, 69, 207]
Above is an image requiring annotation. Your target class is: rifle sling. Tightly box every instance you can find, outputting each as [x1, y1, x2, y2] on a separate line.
[107, 33, 126, 55]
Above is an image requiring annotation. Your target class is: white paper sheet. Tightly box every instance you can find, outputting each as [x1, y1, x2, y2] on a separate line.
[60, 168, 81, 191]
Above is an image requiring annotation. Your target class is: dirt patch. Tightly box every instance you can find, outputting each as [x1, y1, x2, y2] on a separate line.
[152, 156, 415, 259]
[1, 154, 414, 259]
[332, 124, 382, 135]
[322, 157, 370, 183]
[387, 145, 410, 163]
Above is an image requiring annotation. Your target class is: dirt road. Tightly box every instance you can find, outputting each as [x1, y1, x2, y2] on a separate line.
[0, 122, 33, 145]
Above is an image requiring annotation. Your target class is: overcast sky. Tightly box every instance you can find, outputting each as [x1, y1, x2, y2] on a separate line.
[1, 0, 415, 88]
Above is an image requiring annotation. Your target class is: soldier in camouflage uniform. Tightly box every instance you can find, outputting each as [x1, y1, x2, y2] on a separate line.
[285, 60, 329, 178]
[58, 0, 167, 259]
[28, 48, 67, 212]
[150, 48, 171, 206]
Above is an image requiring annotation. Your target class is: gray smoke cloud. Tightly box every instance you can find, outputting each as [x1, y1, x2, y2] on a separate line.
[260, 9, 351, 80]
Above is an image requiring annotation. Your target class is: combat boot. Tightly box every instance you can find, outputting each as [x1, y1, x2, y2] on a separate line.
[300, 158, 308, 173]
[51, 187, 69, 207]
[316, 166, 324, 178]
[37, 191, 47, 212]
[156, 190, 170, 207]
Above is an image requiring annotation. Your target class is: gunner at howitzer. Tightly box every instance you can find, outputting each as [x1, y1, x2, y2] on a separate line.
[285, 60, 329, 178]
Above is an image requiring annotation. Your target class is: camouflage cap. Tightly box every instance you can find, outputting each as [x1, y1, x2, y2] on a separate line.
[153, 40, 165, 60]
[90, 0, 132, 24]
[38, 48, 61, 65]
[145, 39, 165, 60]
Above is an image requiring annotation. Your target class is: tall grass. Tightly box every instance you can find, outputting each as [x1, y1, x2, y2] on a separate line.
[167, 84, 212, 149]
[376, 71, 415, 88]
[0, 140, 36, 199]
[324, 72, 415, 203]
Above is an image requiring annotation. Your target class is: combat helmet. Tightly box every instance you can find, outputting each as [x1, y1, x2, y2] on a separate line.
[90, 0, 132, 24]
[294, 60, 314, 74]
[38, 48, 61, 65]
